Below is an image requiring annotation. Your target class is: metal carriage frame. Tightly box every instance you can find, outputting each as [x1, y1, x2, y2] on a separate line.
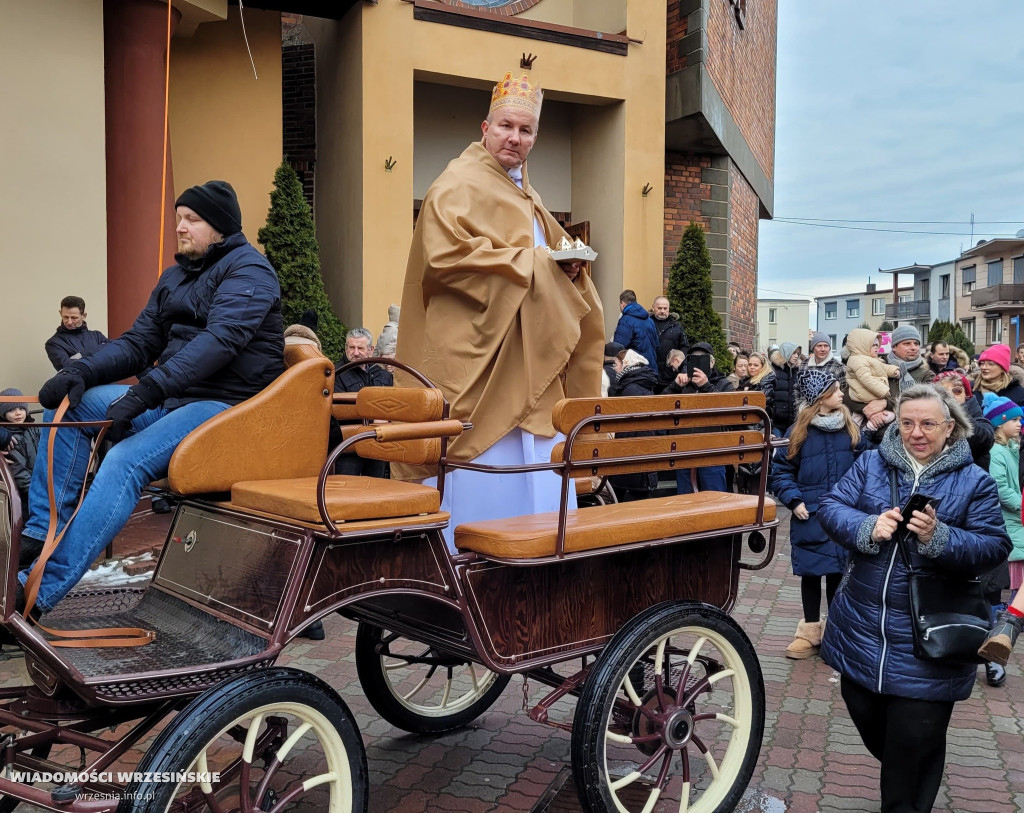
[0, 357, 781, 812]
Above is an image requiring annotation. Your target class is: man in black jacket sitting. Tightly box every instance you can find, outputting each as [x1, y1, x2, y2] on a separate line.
[21, 180, 284, 614]
[331, 327, 393, 477]
[43, 296, 109, 371]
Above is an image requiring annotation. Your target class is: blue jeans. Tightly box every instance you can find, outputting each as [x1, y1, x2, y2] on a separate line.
[21, 385, 227, 611]
[676, 466, 728, 494]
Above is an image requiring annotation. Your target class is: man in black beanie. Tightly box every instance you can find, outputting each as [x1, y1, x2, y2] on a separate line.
[20, 180, 284, 616]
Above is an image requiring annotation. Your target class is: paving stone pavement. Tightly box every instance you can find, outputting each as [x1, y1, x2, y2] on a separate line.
[2, 506, 1023, 812]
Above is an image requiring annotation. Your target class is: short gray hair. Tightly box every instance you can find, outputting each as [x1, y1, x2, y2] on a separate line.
[666, 348, 685, 365]
[346, 327, 373, 345]
[897, 384, 972, 443]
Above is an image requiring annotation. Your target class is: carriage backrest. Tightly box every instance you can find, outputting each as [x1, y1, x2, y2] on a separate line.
[338, 386, 447, 464]
[168, 357, 335, 494]
[550, 392, 770, 477]
[284, 340, 326, 368]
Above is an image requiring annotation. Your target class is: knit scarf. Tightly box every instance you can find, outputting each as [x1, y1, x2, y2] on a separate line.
[896, 356, 924, 392]
[810, 410, 847, 432]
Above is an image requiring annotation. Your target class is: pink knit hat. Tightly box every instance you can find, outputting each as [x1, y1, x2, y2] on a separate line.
[980, 343, 1012, 372]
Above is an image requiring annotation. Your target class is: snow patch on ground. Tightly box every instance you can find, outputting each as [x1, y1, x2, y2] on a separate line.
[79, 553, 155, 588]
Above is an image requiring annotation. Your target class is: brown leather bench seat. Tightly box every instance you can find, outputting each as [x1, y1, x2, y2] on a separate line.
[231, 476, 441, 523]
[455, 491, 775, 559]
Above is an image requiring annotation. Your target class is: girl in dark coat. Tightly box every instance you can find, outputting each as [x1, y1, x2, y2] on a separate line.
[770, 370, 864, 658]
[0, 390, 41, 519]
[819, 386, 1011, 813]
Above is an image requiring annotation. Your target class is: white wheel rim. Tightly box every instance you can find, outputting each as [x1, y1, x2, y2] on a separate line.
[378, 633, 500, 718]
[600, 624, 754, 813]
[164, 700, 355, 812]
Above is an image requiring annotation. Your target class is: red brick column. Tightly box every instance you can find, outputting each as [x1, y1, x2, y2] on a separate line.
[104, 0, 179, 338]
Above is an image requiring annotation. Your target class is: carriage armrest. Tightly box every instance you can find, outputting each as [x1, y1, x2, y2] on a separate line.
[168, 357, 335, 495]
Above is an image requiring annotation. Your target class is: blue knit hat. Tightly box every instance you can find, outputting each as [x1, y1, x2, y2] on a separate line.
[800, 370, 838, 405]
[982, 392, 1023, 426]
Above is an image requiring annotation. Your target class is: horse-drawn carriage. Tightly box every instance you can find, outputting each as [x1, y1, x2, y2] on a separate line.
[0, 350, 779, 812]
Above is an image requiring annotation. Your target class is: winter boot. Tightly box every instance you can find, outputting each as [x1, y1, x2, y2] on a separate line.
[978, 610, 1024, 666]
[785, 619, 823, 660]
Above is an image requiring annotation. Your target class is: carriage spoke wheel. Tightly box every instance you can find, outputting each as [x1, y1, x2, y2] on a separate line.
[571, 602, 764, 813]
[118, 668, 367, 813]
[355, 622, 510, 734]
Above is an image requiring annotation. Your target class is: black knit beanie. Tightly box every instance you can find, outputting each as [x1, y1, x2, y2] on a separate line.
[174, 180, 242, 236]
[0, 388, 27, 420]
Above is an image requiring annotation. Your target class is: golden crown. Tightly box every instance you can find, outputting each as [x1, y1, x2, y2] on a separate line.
[489, 71, 543, 117]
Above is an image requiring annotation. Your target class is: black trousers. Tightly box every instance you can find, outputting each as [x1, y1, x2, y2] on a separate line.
[841, 676, 954, 813]
[334, 453, 386, 479]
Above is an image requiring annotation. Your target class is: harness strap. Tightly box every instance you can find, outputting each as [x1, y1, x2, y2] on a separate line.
[3, 396, 156, 648]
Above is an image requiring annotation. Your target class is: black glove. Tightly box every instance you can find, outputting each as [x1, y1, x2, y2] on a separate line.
[38, 363, 93, 410]
[104, 377, 164, 443]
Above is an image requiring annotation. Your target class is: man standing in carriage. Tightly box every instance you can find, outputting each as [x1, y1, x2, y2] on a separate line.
[18, 180, 284, 615]
[394, 70, 605, 546]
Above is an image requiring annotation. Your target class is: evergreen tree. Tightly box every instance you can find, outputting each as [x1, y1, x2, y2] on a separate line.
[927, 319, 975, 358]
[878, 320, 896, 332]
[258, 161, 346, 360]
[667, 222, 733, 373]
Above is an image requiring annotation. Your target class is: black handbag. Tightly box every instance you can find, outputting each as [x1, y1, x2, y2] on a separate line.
[889, 470, 990, 665]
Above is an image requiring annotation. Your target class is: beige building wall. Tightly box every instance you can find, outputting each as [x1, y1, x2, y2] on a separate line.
[756, 299, 809, 351]
[313, 0, 665, 341]
[0, 0, 108, 394]
[520, 0, 627, 33]
[413, 83, 573, 211]
[169, 6, 282, 244]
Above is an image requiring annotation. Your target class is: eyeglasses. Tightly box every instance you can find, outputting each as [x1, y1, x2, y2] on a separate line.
[898, 419, 951, 435]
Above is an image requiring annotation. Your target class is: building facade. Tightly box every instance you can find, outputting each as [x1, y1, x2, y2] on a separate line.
[877, 259, 955, 344]
[816, 282, 912, 351]
[957, 235, 1024, 351]
[3, 0, 777, 393]
[755, 298, 809, 351]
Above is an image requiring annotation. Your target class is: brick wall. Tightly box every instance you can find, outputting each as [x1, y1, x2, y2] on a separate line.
[704, 0, 776, 181]
[283, 43, 316, 209]
[666, 1, 690, 74]
[728, 165, 758, 350]
[663, 151, 711, 291]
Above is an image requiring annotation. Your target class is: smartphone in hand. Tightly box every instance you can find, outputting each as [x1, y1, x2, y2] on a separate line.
[685, 354, 711, 379]
[895, 493, 941, 541]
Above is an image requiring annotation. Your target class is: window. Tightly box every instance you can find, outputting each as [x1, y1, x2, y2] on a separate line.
[919, 279, 930, 301]
[987, 316, 1002, 344]
[1014, 257, 1024, 285]
[898, 294, 911, 303]
[768, 308, 777, 324]
[846, 299, 860, 318]
[988, 259, 1003, 287]
[961, 318, 976, 343]
[941, 274, 950, 299]
[829, 334, 837, 348]
[824, 301, 837, 320]
[962, 265, 976, 295]
[872, 297, 885, 316]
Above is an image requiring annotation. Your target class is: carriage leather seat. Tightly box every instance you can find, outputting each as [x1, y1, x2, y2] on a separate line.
[231, 476, 441, 523]
[454, 491, 775, 559]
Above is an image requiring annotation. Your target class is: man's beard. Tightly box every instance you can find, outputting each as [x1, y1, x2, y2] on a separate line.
[177, 231, 224, 259]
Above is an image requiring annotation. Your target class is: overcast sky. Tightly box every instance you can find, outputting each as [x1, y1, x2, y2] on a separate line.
[758, 1, 1024, 304]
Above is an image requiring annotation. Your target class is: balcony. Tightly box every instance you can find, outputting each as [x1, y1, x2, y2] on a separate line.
[884, 300, 930, 319]
[972, 284, 1024, 310]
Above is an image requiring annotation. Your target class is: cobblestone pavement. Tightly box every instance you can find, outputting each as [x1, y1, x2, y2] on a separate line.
[2, 505, 1024, 812]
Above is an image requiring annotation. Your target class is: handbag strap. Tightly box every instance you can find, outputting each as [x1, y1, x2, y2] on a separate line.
[888, 467, 916, 571]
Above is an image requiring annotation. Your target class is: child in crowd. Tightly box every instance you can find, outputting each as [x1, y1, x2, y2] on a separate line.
[844, 328, 900, 429]
[770, 370, 865, 658]
[978, 395, 1024, 667]
[0, 389, 41, 521]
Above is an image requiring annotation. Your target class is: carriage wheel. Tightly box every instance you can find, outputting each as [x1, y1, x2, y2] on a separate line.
[571, 602, 764, 813]
[355, 622, 510, 734]
[120, 667, 367, 813]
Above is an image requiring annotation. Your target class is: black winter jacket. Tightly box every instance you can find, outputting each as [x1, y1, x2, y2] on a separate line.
[335, 364, 394, 394]
[666, 366, 735, 395]
[651, 315, 689, 385]
[610, 364, 659, 398]
[44, 323, 109, 371]
[965, 393, 995, 471]
[5, 420, 40, 498]
[770, 361, 798, 431]
[77, 233, 283, 408]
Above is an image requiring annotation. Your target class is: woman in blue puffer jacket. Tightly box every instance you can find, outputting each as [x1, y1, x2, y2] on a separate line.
[818, 384, 1011, 813]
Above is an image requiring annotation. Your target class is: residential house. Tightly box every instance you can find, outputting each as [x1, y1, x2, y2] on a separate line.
[877, 260, 955, 345]
[816, 282, 913, 351]
[755, 298, 810, 352]
[958, 233, 1024, 351]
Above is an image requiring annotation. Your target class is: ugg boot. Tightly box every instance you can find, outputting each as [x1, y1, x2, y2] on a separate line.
[785, 619, 823, 660]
